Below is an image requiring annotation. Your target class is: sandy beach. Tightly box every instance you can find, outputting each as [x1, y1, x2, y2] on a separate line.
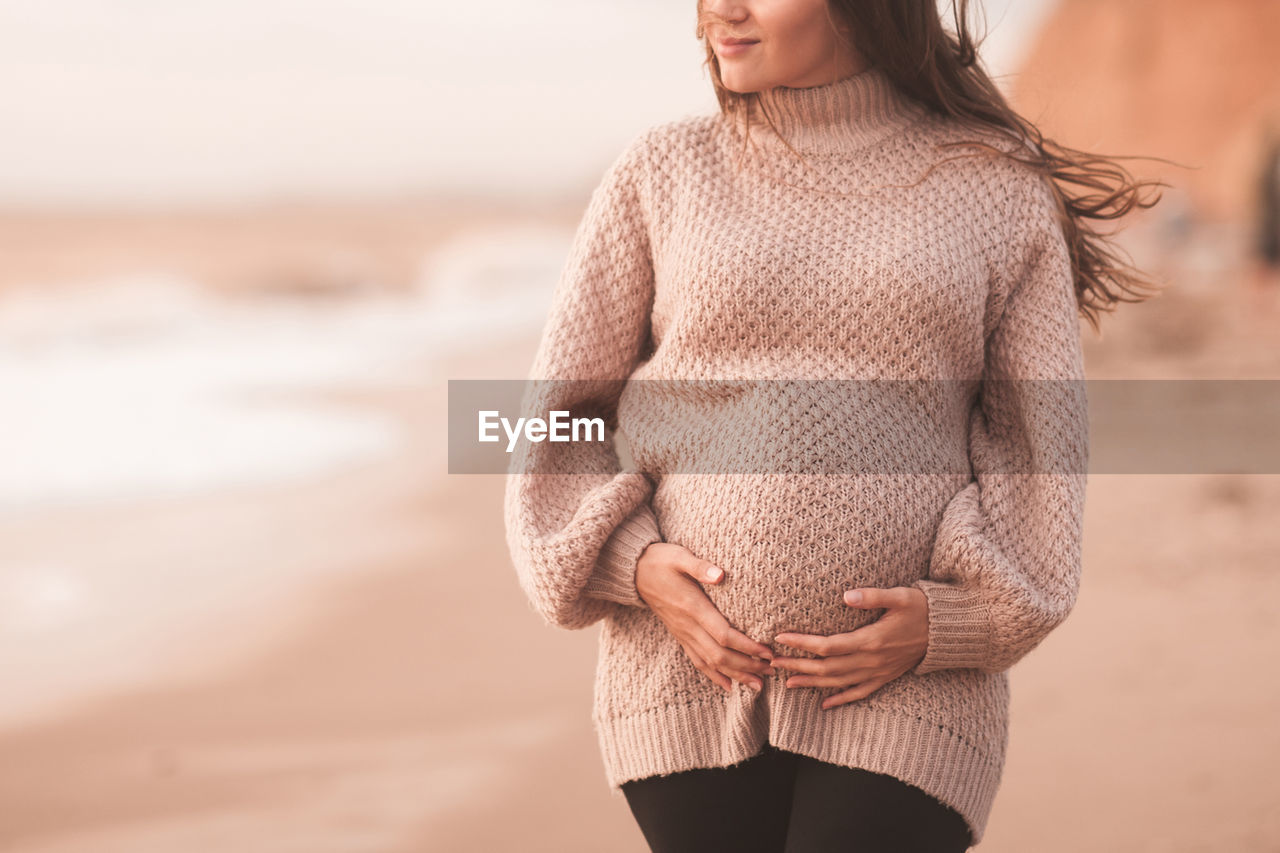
[0, 202, 1278, 852]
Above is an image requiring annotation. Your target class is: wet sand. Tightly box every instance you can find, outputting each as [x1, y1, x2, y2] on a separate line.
[0, 330, 643, 852]
[1, 210, 1278, 851]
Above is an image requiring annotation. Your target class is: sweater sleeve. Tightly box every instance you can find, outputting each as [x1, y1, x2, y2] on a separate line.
[502, 135, 665, 631]
[910, 172, 1090, 675]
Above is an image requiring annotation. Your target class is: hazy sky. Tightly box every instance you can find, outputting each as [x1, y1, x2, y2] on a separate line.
[0, 0, 1055, 207]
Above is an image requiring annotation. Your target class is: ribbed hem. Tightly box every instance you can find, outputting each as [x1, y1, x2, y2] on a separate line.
[911, 579, 993, 674]
[593, 681, 1002, 847]
[749, 64, 930, 156]
[582, 502, 663, 608]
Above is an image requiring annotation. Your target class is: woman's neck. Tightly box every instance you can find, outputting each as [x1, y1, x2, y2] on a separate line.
[746, 65, 929, 156]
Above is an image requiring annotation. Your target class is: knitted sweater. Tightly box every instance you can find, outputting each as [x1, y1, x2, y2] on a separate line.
[503, 65, 1089, 847]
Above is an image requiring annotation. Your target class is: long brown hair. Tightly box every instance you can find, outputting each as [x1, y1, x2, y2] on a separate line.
[696, 0, 1172, 332]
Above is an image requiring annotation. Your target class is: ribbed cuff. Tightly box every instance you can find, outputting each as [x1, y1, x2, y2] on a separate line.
[583, 502, 663, 608]
[911, 579, 992, 674]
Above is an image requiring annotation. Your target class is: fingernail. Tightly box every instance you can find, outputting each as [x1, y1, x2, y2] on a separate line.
[749, 680, 762, 691]
[844, 589, 863, 605]
[706, 566, 723, 581]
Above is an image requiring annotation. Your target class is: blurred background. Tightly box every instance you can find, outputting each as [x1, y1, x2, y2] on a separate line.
[1, 1, 1278, 851]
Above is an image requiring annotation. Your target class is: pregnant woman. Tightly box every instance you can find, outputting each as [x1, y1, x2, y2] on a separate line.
[504, 0, 1160, 850]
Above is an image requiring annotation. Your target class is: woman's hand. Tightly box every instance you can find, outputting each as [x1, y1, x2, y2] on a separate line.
[772, 587, 930, 710]
[635, 543, 776, 693]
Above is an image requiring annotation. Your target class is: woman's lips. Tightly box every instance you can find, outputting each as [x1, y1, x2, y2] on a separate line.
[717, 39, 760, 57]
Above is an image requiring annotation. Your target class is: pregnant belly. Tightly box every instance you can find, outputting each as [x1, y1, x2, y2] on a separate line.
[651, 472, 968, 643]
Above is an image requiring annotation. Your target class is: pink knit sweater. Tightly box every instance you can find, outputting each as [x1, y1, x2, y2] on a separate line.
[503, 65, 1089, 846]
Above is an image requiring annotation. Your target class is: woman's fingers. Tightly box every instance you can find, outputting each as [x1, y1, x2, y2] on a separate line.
[661, 606, 754, 692]
[687, 622, 775, 681]
[701, 622, 775, 673]
[715, 622, 775, 663]
[656, 547, 777, 691]
[682, 587, 774, 662]
[783, 670, 871, 688]
[675, 549, 725, 585]
[770, 653, 873, 676]
[678, 640, 733, 693]
[820, 679, 886, 709]
[774, 631, 855, 656]
[687, 637, 768, 690]
[687, 608, 774, 675]
[722, 666, 767, 690]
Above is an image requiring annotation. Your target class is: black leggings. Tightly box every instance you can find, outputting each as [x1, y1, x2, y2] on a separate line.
[621, 742, 972, 853]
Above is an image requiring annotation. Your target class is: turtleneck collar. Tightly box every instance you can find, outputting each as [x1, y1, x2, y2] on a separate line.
[744, 65, 929, 156]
